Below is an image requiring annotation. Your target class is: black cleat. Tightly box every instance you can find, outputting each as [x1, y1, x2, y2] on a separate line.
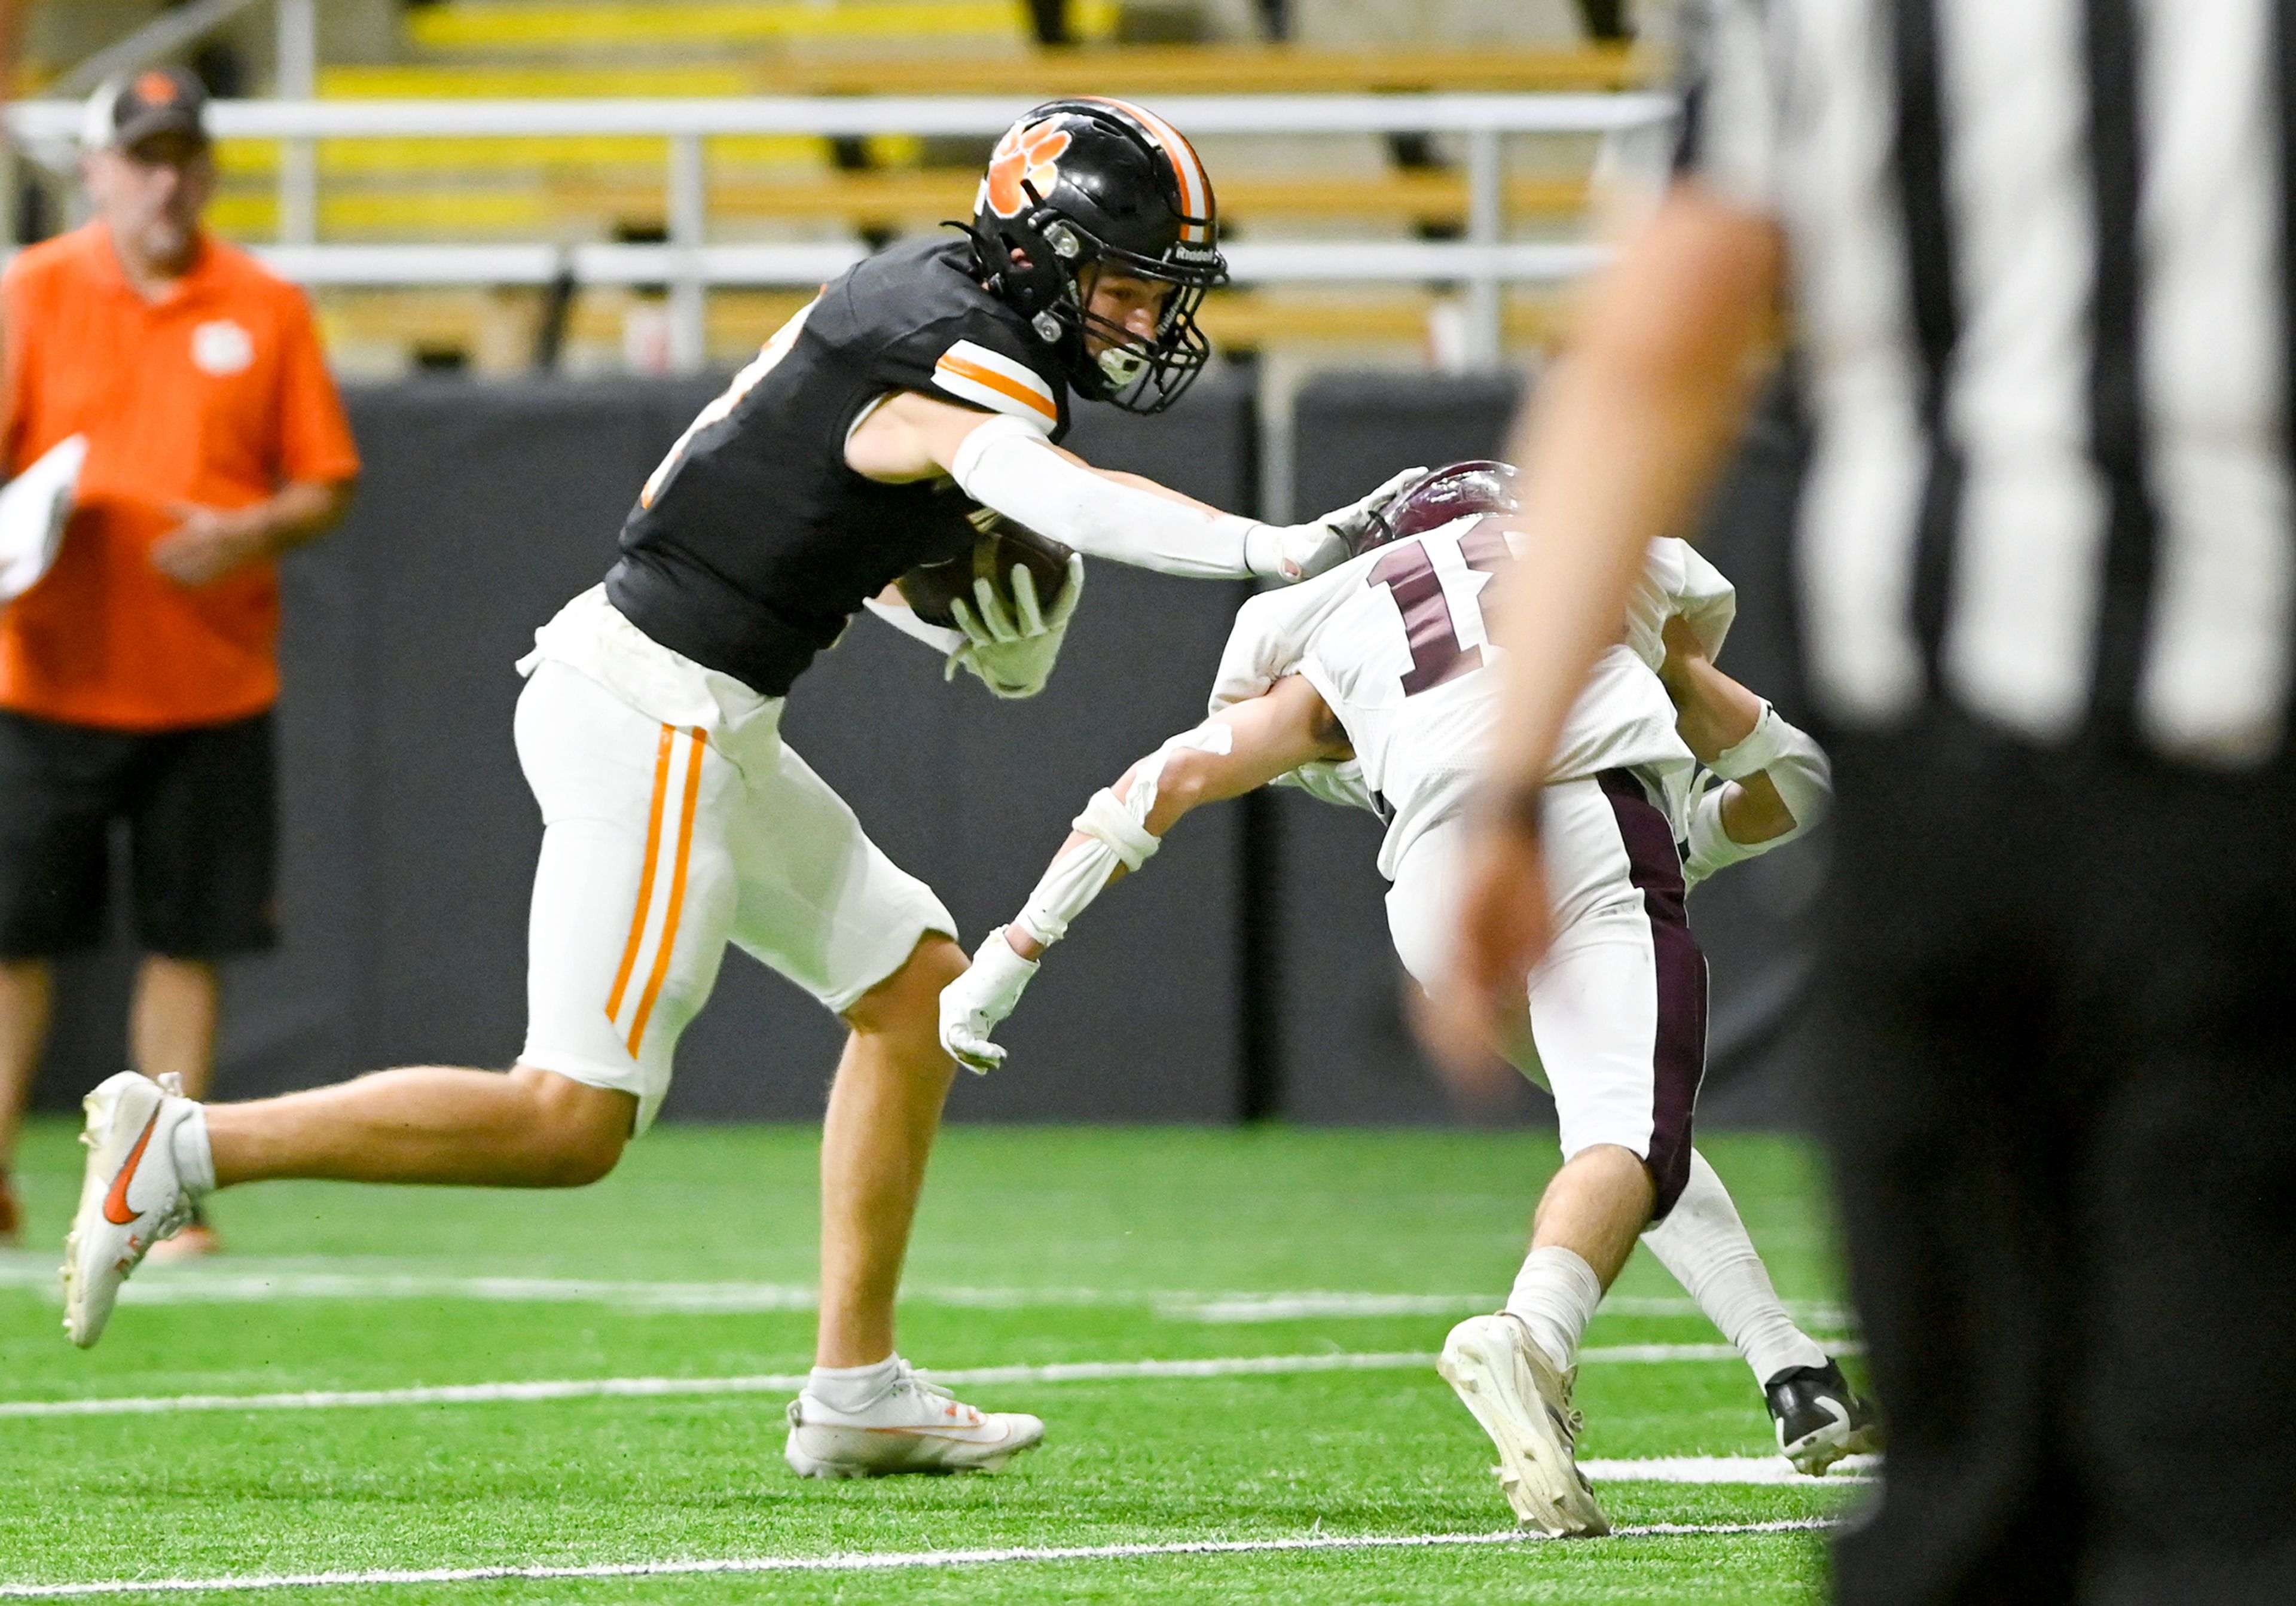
[1764, 1359, 1883, 1476]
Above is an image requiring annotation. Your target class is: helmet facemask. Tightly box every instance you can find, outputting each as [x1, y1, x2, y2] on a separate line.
[1042, 219, 1220, 414]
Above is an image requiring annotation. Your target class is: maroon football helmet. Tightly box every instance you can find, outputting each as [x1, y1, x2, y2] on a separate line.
[1352, 459, 1521, 557]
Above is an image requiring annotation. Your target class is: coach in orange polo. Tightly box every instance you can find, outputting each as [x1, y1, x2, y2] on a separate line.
[0, 69, 358, 1250]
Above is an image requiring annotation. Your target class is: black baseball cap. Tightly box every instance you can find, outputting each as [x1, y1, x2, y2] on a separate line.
[82, 67, 210, 152]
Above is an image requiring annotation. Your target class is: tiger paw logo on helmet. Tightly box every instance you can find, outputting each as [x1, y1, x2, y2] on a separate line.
[982, 121, 1073, 219]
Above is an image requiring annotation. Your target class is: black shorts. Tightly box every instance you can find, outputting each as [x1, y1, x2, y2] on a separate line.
[0, 709, 277, 960]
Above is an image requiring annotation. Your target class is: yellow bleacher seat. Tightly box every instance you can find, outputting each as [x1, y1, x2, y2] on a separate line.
[737, 44, 1650, 94]
[319, 65, 756, 97]
[404, 1, 1120, 53]
[339, 46, 1648, 99]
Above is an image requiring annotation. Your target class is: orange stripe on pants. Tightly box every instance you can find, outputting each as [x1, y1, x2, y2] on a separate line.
[626, 727, 707, 1056]
[606, 723, 677, 1024]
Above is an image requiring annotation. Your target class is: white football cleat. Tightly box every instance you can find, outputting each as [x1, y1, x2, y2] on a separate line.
[62, 1071, 200, 1349]
[1439, 1312, 1611, 1536]
[784, 1361, 1045, 1477]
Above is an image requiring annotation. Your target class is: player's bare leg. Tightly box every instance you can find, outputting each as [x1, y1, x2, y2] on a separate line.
[788, 933, 1044, 1478]
[1442, 1144, 1651, 1536]
[0, 959, 51, 1246]
[66, 1062, 635, 1345]
[815, 934, 966, 1369]
[131, 957, 218, 1099]
[1526, 1143, 1658, 1286]
[134, 957, 225, 1258]
[207, 1065, 633, 1188]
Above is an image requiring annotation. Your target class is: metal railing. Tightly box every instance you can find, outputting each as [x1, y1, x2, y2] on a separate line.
[5, 92, 1675, 370]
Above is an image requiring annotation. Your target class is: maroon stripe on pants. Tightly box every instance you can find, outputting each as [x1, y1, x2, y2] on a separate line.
[1596, 768, 1709, 1219]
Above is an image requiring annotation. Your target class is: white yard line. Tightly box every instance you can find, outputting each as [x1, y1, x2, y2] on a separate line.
[0, 1257, 1851, 1329]
[0, 1343, 1860, 1420]
[0, 1519, 1842, 1599]
[1583, 1456, 1877, 1485]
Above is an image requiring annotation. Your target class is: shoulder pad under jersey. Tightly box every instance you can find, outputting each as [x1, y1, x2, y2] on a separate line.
[832, 237, 1072, 438]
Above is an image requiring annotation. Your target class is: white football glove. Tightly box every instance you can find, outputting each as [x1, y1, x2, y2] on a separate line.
[939, 927, 1041, 1073]
[945, 552, 1085, 700]
[1243, 466, 1427, 582]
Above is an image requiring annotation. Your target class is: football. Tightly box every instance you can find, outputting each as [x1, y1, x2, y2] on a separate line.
[897, 503, 1077, 629]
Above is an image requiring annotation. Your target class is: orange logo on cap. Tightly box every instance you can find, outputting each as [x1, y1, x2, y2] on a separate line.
[135, 71, 179, 105]
[985, 121, 1071, 219]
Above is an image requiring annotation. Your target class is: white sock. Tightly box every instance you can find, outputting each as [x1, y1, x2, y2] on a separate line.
[807, 1355, 902, 1413]
[169, 1104, 216, 1198]
[1504, 1245, 1604, 1372]
[1642, 1149, 1827, 1387]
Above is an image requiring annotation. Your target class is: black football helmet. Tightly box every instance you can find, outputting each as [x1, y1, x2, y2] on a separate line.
[968, 97, 1228, 414]
[1352, 460, 1521, 557]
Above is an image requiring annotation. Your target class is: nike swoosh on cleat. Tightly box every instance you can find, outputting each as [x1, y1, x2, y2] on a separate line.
[100, 1110, 163, 1226]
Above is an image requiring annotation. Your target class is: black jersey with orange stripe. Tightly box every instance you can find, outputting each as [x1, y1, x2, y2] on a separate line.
[604, 234, 1072, 698]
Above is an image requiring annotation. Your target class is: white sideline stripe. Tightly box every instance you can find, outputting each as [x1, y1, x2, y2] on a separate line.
[0, 1342, 1833, 1419]
[1583, 1455, 1877, 1485]
[0, 1520, 1840, 1599]
[0, 1259, 1852, 1329]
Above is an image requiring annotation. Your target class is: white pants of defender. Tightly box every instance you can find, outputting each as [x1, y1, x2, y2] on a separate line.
[514, 659, 954, 1132]
[1385, 772, 1708, 1205]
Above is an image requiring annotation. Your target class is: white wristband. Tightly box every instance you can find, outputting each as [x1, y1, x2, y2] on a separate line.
[1241, 521, 1284, 579]
[1076, 787, 1161, 870]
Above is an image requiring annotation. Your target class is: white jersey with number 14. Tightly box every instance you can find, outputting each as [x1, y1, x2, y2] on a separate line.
[1207, 518, 1730, 880]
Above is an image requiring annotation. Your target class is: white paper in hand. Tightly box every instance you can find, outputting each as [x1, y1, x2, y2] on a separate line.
[0, 435, 88, 602]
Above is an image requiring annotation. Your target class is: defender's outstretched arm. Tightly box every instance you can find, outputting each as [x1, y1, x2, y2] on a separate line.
[939, 674, 1350, 1071]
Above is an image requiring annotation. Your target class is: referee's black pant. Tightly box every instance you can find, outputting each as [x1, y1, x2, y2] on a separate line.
[1821, 712, 2296, 1606]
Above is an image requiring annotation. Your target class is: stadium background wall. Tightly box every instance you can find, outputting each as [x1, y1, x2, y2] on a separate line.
[28, 371, 1815, 1129]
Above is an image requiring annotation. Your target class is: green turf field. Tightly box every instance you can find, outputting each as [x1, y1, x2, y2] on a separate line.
[0, 1120, 1864, 1603]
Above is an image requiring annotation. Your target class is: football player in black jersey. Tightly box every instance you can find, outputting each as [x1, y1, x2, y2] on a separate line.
[63, 97, 1415, 1481]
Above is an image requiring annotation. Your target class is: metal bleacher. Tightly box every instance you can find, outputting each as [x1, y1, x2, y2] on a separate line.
[30, 1, 1666, 377]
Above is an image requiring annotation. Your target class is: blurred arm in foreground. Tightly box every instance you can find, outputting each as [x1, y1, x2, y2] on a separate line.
[1420, 182, 1786, 1078]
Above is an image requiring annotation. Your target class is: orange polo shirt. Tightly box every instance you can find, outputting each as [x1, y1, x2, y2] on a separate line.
[0, 223, 359, 730]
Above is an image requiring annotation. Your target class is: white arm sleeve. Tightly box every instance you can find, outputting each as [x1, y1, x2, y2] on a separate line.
[950, 415, 1262, 580]
[1681, 704, 1833, 888]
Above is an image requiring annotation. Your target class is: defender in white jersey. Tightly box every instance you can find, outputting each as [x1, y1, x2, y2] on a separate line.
[938, 463, 1876, 1531]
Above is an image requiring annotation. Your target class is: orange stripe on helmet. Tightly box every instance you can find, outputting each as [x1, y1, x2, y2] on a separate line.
[1085, 96, 1216, 245]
